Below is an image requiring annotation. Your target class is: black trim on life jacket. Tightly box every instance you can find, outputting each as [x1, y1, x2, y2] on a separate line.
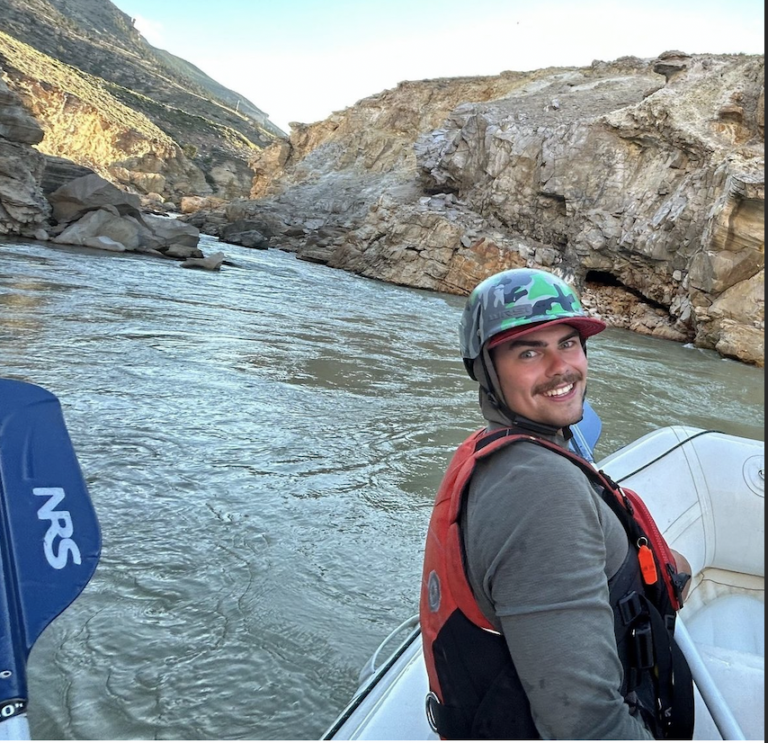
[428, 610, 539, 740]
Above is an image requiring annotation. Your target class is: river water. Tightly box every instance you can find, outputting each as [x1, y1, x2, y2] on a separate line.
[1, 234, 764, 740]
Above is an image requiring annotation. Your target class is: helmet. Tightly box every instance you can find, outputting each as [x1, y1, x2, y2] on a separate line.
[459, 268, 605, 376]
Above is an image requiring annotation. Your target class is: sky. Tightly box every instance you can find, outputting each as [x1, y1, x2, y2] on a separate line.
[111, 0, 764, 134]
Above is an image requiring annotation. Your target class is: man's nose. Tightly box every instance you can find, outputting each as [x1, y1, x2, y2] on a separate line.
[546, 350, 570, 375]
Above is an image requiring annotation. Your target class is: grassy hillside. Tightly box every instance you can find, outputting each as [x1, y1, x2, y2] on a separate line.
[0, 0, 286, 154]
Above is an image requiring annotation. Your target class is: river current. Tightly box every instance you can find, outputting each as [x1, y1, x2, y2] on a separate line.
[1, 234, 764, 740]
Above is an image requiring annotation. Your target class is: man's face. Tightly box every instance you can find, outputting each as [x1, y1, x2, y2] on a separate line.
[490, 323, 588, 430]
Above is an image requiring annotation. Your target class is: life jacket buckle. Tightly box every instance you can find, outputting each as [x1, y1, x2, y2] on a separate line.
[631, 622, 655, 670]
[618, 590, 646, 625]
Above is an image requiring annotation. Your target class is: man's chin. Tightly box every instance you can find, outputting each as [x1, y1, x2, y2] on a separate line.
[551, 404, 585, 430]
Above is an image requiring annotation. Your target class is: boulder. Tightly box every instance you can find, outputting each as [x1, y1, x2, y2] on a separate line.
[180, 195, 225, 214]
[82, 235, 127, 252]
[219, 219, 271, 248]
[180, 251, 226, 271]
[50, 204, 208, 260]
[52, 207, 126, 247]
[40, 156, 97, 194]
[164, 244, 204, 259]
[47, 173, 142, 224]
[141, 213, 200, 247]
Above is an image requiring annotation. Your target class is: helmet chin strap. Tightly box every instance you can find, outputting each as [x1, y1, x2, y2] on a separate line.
[478, 348, 565, 438]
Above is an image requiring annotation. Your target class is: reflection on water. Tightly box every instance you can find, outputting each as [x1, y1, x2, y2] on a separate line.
[1, 236, 763, 739]
[587, 327, 764, 456]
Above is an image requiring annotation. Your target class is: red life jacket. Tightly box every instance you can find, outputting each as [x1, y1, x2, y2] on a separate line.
[419, 427, 694, 740]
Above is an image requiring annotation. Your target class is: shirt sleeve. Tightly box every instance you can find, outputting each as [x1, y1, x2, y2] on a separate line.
[464, 444, 654, 740]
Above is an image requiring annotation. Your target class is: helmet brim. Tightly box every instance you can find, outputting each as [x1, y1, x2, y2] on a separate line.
[487, 316, 607, 349]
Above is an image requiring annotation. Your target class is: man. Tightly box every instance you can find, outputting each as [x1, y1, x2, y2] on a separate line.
[420, 268, 693, 740]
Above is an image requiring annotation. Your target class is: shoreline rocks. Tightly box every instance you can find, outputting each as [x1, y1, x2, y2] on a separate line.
[1, 67, 226, 271]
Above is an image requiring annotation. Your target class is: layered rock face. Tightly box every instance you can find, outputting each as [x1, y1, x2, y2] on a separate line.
[197, 53, 764, 366]
[0, 71, 50, 234]
[408, 53, 764, 364]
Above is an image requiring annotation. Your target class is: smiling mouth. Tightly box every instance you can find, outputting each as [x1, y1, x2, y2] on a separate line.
[542, 383, 574, 398]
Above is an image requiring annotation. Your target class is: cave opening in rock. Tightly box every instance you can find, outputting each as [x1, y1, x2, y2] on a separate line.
[584, 270, 667, 310]
[585, 270, 622, 287]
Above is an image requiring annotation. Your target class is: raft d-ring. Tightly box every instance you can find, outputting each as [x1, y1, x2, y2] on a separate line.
[425, 692, 440, 733]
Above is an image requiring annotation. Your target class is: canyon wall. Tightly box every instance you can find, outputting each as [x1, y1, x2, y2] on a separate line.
[192, 52, 763, 366]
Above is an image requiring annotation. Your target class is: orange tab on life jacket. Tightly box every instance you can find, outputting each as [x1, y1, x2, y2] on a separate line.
[637, 540, 658, 585]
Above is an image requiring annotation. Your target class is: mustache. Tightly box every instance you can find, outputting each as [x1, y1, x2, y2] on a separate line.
[534, 372, 584, 396]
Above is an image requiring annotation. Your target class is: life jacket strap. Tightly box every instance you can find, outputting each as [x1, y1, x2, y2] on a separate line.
[425, 692, 473, 739]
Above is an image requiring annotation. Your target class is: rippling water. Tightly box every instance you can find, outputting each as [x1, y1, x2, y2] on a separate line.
[1, 234, 763, 740]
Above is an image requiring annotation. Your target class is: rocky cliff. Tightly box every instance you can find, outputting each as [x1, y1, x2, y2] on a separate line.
[0, 0, 285, 205]
[0, 70, 50, 234]
[189, 52, 764, 366]
[0, 69, 223, 270]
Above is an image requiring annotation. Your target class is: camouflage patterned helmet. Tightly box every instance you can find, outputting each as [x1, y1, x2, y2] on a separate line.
[459, 268, 606, 376]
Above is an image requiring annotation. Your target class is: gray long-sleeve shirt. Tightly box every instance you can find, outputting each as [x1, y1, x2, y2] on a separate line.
[461, 434, 654, 740]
